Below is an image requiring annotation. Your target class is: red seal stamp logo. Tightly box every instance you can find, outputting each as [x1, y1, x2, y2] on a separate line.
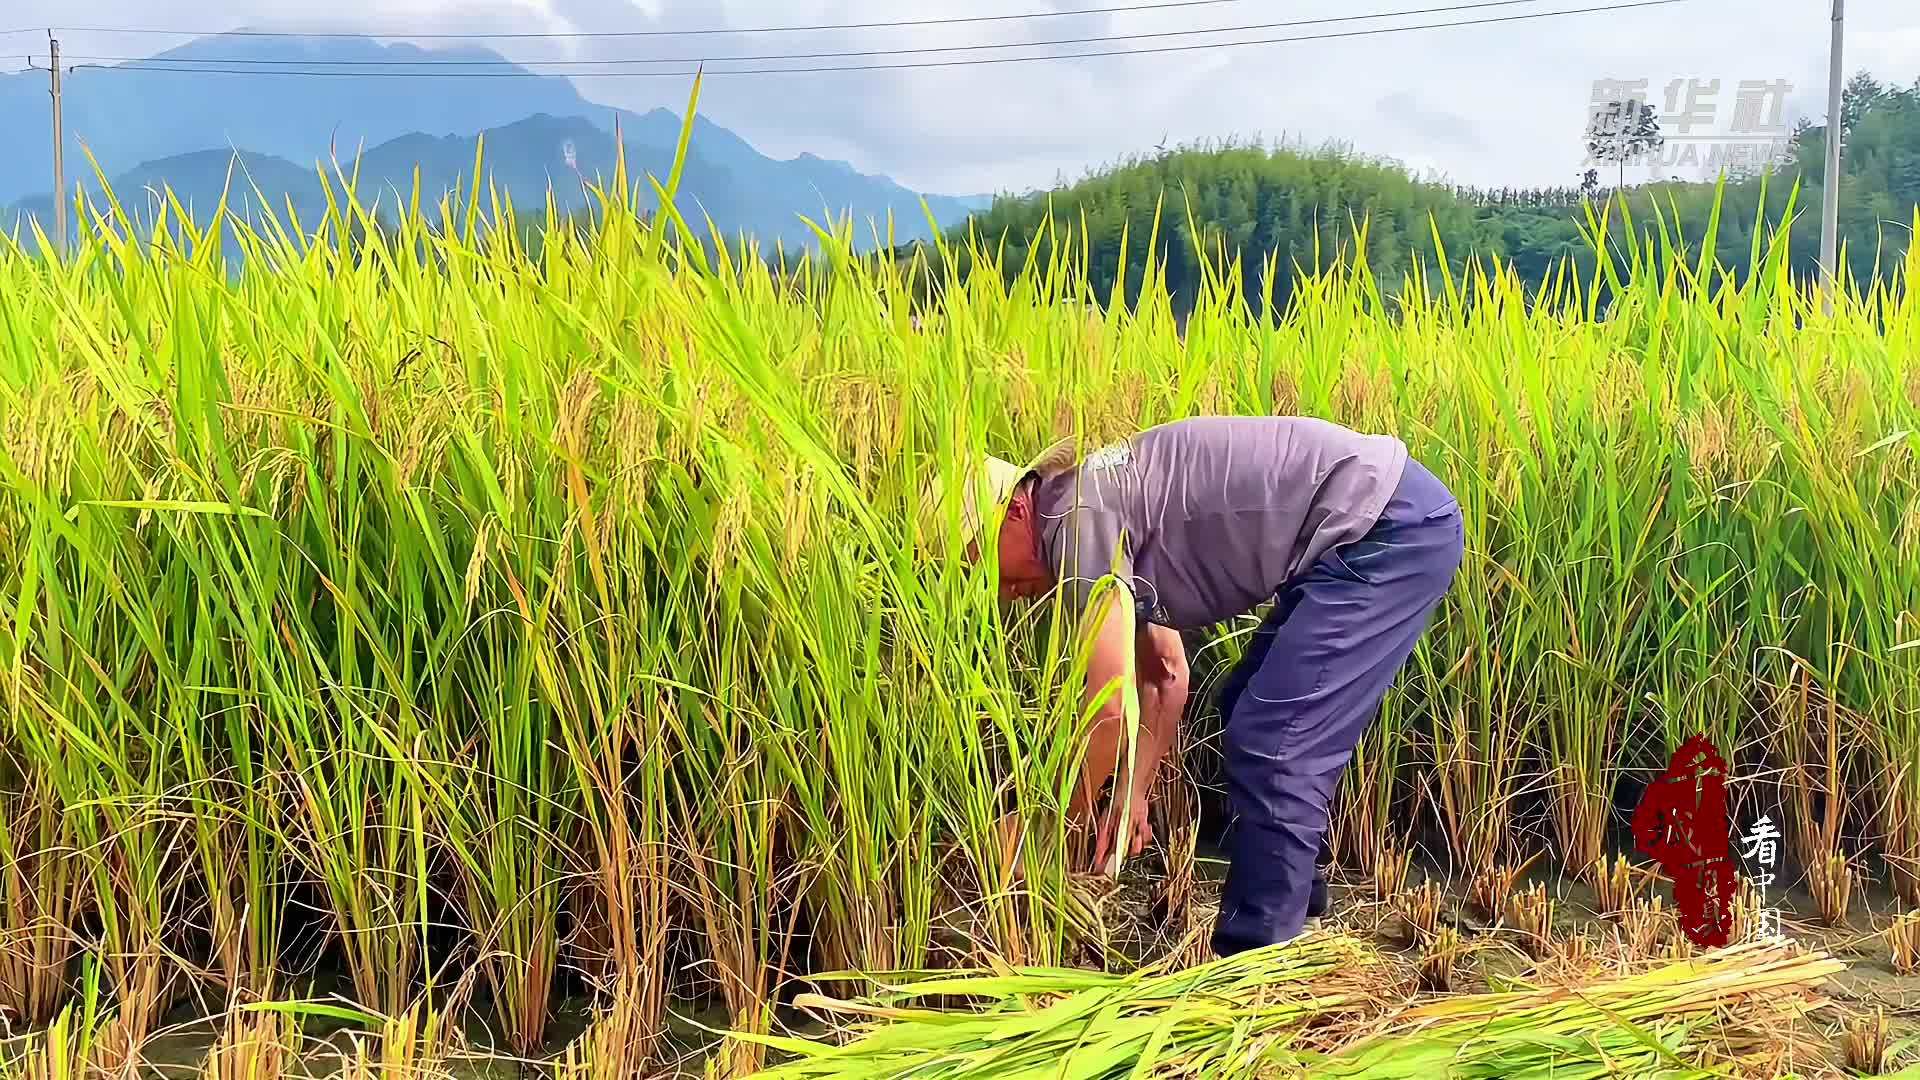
[1631, 735, 1736, 948]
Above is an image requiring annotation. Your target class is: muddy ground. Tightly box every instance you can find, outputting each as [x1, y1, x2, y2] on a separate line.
[121, 842, 1920, 1077]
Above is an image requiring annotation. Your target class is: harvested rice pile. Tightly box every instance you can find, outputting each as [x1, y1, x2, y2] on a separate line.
[733, 933, 1846, 1079]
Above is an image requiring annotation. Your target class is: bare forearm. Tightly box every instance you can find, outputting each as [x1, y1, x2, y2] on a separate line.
[1079, 678, 1179, 818]
[1086, 624, 1188, 872]
[1071, 705, 1127, 823]
[1079, 692, 1166, 820]
[1070, 591, 1136, 826]
[1128, 625, 1191, 801]
[1123, 679, 1184, 802]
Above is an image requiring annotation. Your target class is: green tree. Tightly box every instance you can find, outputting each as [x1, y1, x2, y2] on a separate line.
[1587, 100, 1665, 190]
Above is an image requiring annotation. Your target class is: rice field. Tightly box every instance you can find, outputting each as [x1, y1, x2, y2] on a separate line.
[2, 98, 1920, 1075]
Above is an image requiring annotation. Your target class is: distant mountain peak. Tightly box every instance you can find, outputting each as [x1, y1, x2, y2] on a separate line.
[793, 151, 860, 174]
[0, 30, 991, 243]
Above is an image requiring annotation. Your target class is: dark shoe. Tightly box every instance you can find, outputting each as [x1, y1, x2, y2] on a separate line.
[1306, 871, 1329, 919]
[1211, 924, 1298, 959]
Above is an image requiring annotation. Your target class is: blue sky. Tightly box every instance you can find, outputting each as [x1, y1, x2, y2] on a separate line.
[5, 0, 1917, 196]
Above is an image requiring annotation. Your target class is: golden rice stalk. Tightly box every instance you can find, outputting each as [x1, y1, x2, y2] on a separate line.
[1808, 850, 1854, 927]
[8, 1010, 110, 1080]
[1504, 881, 1555, 960]
[1390, 940, 1844, 1026]
[1881, 784, 1920, 907]
[200, 1009, 295, 1080]
[1393, 879, 1444, 944]
[1538, 931, 1601, 983]
[1730, 880, 1764, 943]
[1891, 850, 1920, 909]
[1886, 910, 1920, 975]
[1843, 1006, 1889, 1075]
[549, 978, 655, 1080]
[0, 788, 87, 1028]
[736, 934, 1377, 1078]
[338, 1007, 456, 1080]
[90, 1011, 148, 1080]
[1371, 838, 1410, 903]
[1418, 925, 1464, 992]
[1329, 949, 1844, 1080]
[1152, 772, 1200, 936]
[1547, 763, 1609, 883]
[1618, 894, 1671, 958]
[1468, 863, 1514, 919]
[1470, 852, 1539, 919]
[1775, 674, 1852, 876]
[1589, 853, 1642, 918]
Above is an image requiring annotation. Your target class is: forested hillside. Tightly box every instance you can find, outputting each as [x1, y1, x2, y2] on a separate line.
[943, 73, 1920, 310]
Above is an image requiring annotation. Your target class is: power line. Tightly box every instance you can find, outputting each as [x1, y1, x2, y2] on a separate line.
[62, 0, 1590, 69]
[49, 0, 1264, 41]
[67, 0, 1699, 79]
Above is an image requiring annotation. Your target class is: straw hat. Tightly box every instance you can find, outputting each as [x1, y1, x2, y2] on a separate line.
[922, 436, 1078, 551]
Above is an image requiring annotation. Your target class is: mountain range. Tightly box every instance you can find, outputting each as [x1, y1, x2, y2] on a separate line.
[0, 33, 992, 249]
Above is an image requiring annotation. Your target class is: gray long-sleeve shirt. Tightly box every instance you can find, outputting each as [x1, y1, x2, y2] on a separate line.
[1034, 416, 1409, 631]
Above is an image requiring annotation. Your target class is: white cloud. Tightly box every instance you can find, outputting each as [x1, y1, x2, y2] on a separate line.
[10, 0, 1920, 196]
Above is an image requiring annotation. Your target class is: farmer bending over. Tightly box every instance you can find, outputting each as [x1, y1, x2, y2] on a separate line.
[935, 416, 1463, 955]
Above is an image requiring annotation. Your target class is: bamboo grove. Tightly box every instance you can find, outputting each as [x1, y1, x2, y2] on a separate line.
[1, 105, 1918, 1072]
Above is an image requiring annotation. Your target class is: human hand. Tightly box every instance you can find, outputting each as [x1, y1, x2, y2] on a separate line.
[1092, 793, 1152, 874]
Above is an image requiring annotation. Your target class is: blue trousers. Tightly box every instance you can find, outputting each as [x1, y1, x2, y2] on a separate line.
[1211, 458, 1463, 955]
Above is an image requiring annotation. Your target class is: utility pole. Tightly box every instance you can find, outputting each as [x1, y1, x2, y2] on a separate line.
[1819, 0, 1845, 309]
[48, 33, 66, 256]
